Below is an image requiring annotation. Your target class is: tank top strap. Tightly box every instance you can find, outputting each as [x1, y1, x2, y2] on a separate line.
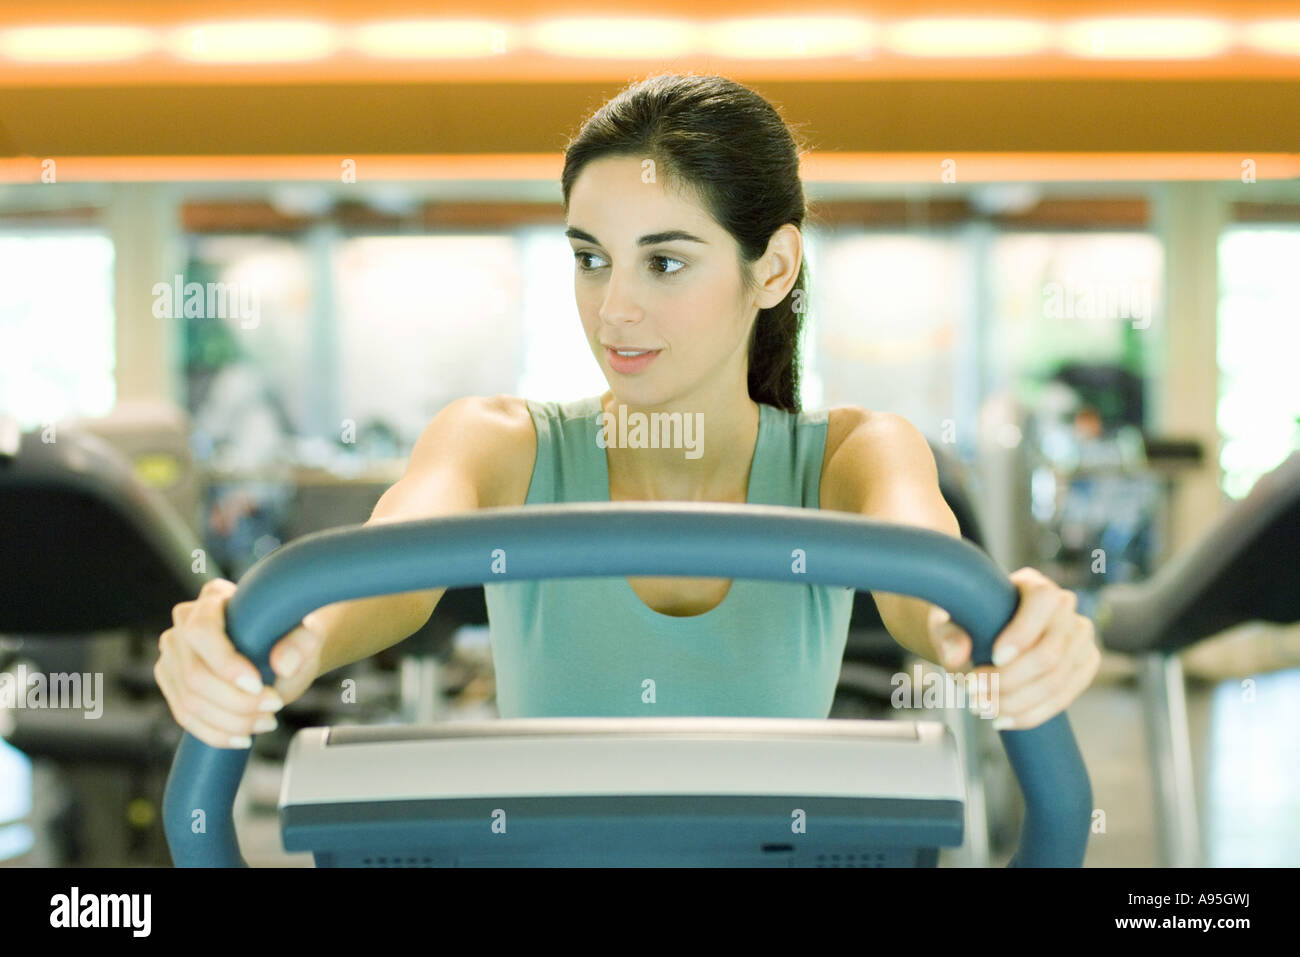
[519, 395, 607, 505]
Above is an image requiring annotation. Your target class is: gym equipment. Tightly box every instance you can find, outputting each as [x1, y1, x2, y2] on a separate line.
[164, 501, 1093, 867]
[61, 399, 205, 532]
[0, 420, 209, 635]
[403, 437, 1016, 865]
[1095, 449, 1300, 867]
[300, 460, 1008, 867]
[0, 417, 214, 864]
[836, 439, 1016, 866]
[278, 718, 961, 867]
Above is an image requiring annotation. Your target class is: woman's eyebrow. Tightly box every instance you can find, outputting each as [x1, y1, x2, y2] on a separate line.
[565, 226, 709, 247]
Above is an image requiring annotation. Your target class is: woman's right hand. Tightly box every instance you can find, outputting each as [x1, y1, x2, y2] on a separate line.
[154, 577, 326, 749]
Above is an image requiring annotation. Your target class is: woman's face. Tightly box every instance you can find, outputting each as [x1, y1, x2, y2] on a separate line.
[565, 156, 762, 407]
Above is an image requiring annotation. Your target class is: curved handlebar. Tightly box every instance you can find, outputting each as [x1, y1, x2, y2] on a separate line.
[163, 502, 1092, 867]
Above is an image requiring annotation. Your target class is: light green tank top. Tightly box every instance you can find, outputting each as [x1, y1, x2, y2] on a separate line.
[482, 394, 854, 718]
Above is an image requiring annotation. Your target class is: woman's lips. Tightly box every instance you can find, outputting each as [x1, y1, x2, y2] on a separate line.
[605, 346, 661, 374]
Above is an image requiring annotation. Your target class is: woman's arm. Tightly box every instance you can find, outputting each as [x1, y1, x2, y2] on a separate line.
[823, 409, 960, 665]
[306, 396, 522, 678]
[824, 408, 1101, 730]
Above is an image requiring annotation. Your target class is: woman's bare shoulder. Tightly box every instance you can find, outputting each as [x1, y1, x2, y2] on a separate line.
[473, 394, 537, 509]
[821, 405, 932, 514]
[824, 405, 873, 457]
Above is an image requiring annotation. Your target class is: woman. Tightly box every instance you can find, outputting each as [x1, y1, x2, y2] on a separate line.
[155, 74, 1100, 748]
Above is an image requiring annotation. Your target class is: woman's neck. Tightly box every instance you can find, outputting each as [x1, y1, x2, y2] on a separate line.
[599, 387, 761, 502]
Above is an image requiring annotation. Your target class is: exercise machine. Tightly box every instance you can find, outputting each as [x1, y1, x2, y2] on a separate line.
[1094, 449, 1300, 867]
[166, 503, 1091, 867]
[401, 438, 1018, 866]
[164, 501, 1093, 867]
[0, 416, 212, 864]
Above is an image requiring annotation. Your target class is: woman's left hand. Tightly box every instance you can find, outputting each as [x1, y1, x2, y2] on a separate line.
[926, 566, 1101, 731]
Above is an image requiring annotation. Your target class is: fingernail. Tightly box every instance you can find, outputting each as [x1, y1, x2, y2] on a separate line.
[274, 647, 302, 678]
[993, 717, 1014, 730]
[259, 690, 284, 713]
[253, 715, 278, 733]
[992, 645, 1019, 667]
[943, 637, 964, 665]
[229, 735, 252, 748]
[235, 674, 262, 695]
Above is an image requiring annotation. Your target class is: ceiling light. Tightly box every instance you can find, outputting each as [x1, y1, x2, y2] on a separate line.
[883, 19, 1052, 57]
[1062, 18, 1232, 59]
[353, 20, 513, 58]
[1241, 20, 1300, 56]
[530, 19, 696, 59]
[707, 17, 873, 59]
[169, 20, 340, 63]
[0, 25, 156, 63]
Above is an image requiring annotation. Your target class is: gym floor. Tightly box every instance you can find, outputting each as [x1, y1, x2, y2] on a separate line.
[228, 621, 1300, 868]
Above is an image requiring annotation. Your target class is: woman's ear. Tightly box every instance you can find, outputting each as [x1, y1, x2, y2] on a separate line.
[753, 224, 803, 309]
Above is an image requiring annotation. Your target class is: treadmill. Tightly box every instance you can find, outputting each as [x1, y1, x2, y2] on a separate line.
[164, 502, 1094, 867]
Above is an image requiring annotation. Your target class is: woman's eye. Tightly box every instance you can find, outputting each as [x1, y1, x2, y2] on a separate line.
[650, 255, 685, 276]
[573, 252, 684, 276]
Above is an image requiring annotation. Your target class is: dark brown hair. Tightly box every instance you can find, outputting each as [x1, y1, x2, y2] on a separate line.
[561, 73, 813, 413]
